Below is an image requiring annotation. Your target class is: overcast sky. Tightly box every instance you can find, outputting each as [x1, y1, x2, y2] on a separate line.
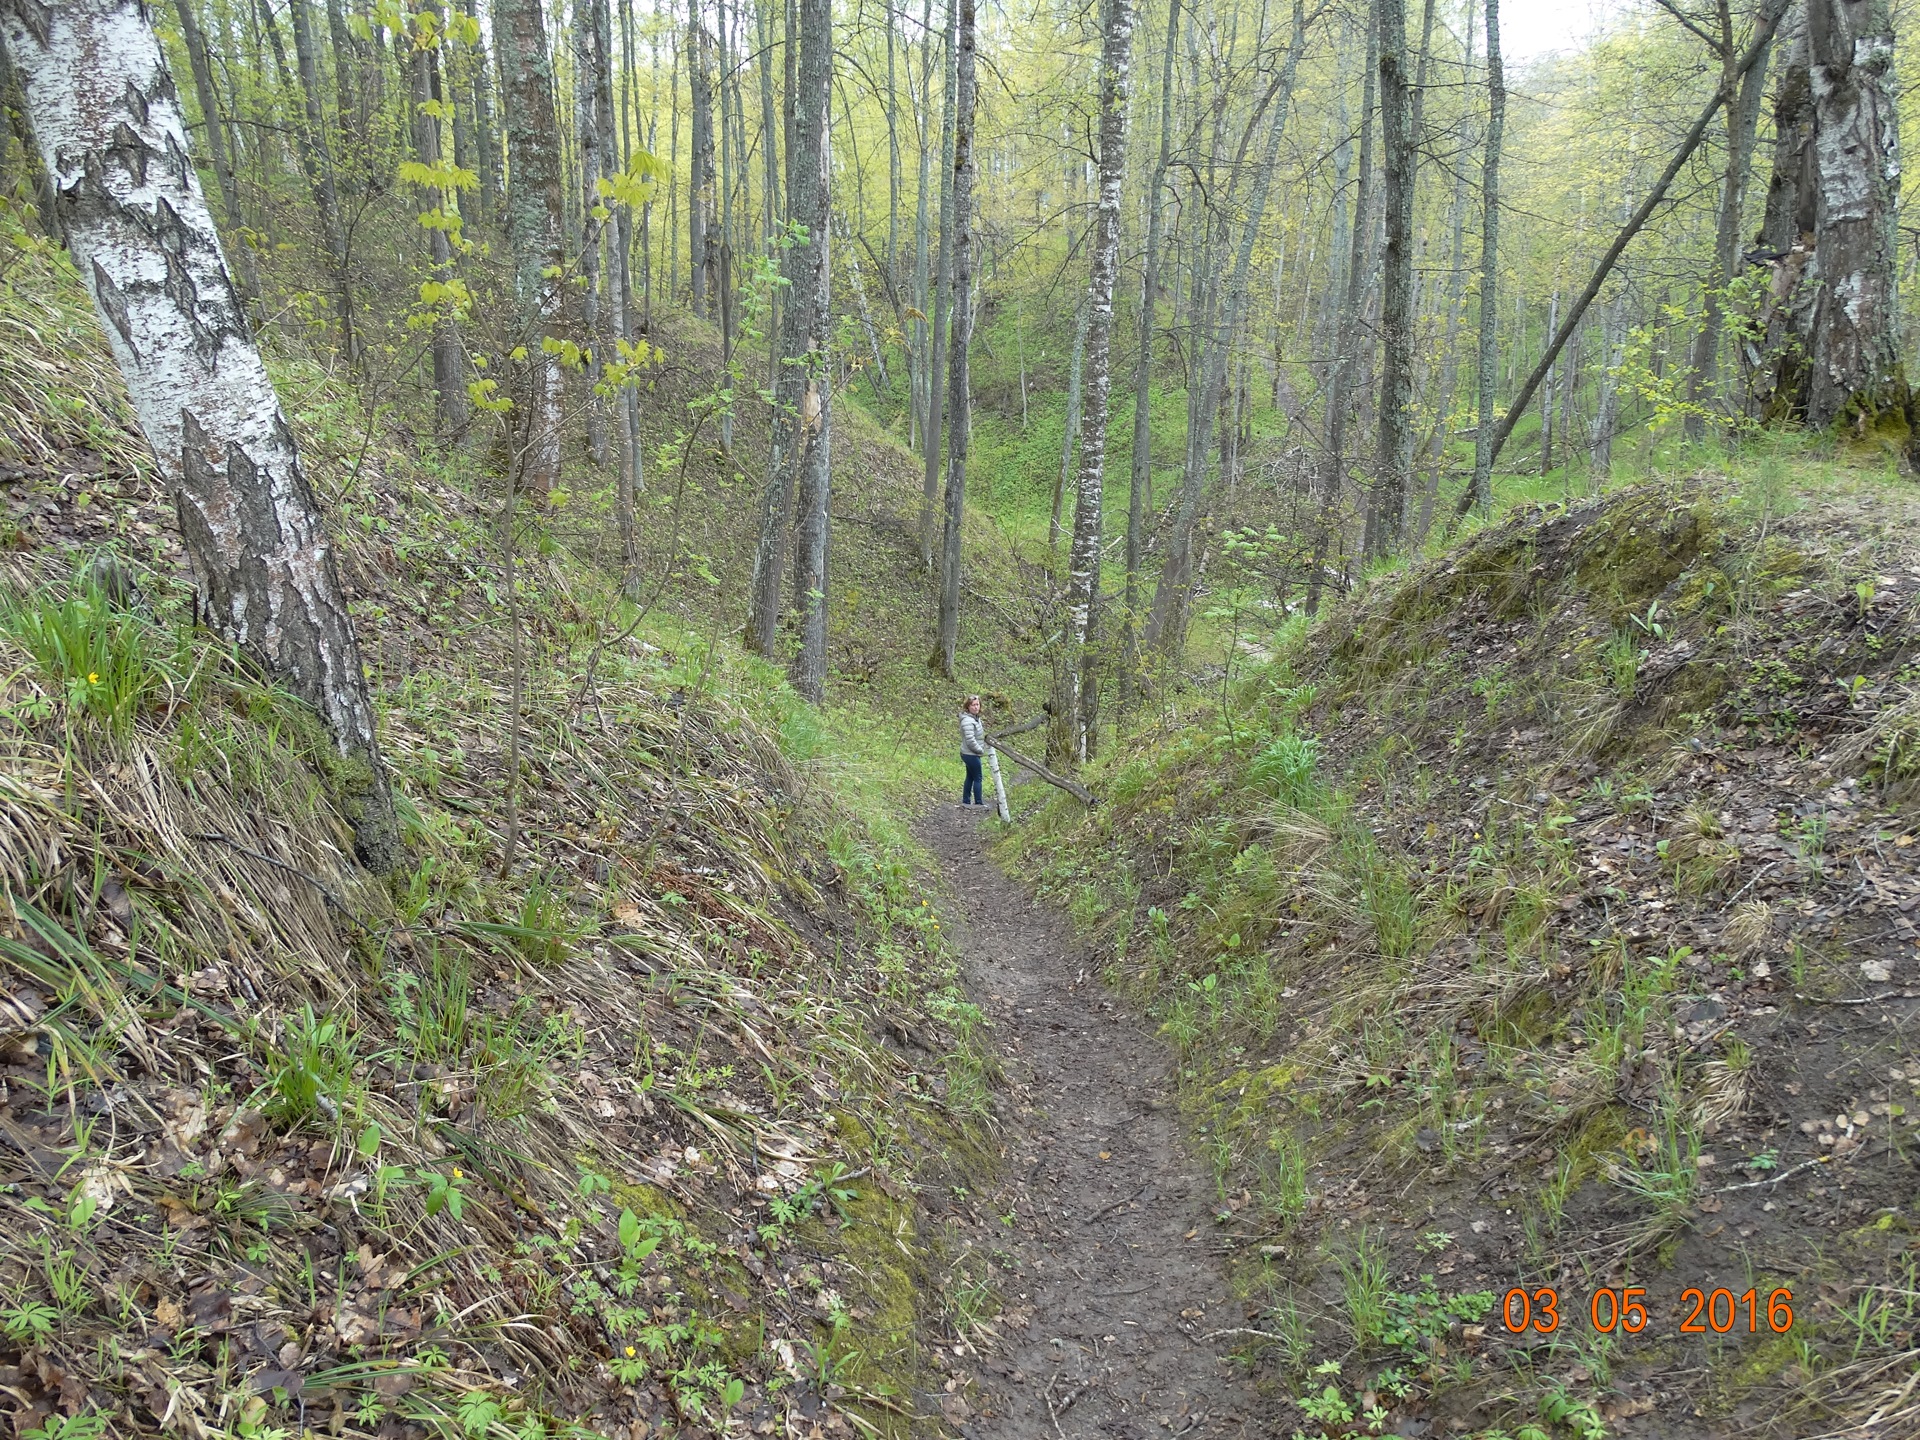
[1502, 0, 1635, 61]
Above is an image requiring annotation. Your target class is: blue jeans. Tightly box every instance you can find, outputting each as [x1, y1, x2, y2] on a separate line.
[961, 752, 984, 806]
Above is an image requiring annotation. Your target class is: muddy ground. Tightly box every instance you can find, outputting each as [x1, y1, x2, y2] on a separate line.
[921, 804, 1276, 1439]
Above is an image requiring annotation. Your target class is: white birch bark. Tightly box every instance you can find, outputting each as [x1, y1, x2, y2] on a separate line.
[0, 0, 397, 870]
[1048, 0, 1133, 766]
[987, 743, 1008, 821]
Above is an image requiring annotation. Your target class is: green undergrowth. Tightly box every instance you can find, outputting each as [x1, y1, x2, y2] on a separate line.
[1006, 461, 1920, 1438]
[0, 226, 996, 1439]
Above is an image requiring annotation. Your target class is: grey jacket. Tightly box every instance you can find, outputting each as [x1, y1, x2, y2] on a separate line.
[960, 712, 987, 756]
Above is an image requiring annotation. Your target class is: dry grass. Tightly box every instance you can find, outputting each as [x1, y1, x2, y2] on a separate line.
[0, 240, 978, 1437]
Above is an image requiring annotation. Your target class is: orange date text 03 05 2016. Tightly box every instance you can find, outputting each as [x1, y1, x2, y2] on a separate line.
[1499, 1287, 1795, 1336]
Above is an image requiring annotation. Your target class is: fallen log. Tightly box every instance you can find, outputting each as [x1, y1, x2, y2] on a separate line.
[986, 735, 1097, 807]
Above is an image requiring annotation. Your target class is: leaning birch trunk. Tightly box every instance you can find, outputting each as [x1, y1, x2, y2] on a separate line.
[0, 0, 398, 871]
[929, 0, 976, 679]
[1048, 0, 1133, 768]
[784, 0, 833, 703]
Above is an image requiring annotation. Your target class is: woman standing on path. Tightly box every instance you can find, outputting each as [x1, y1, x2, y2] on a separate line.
[959, 696, 987, 808]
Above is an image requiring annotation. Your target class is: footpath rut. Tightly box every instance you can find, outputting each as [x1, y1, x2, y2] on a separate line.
[921, 806, 1275, 1439]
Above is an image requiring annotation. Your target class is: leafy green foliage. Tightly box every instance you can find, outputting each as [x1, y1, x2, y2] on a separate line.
[0, 570, 174, 737]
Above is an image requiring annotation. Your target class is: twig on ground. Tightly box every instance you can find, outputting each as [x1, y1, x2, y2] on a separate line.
[1081, 1181, 1149, 1225]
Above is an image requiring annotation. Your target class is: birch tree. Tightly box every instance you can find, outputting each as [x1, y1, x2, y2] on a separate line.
[1048, 0, 1133, 766]
[1759, 0, 1912, 441]
[929, 0, 976, 679]
[0, 0, 398, 870]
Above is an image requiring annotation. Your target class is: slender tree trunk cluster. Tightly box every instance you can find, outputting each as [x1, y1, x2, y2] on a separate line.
[4, 0, 1910, 802]
[743, 0, 833, 702]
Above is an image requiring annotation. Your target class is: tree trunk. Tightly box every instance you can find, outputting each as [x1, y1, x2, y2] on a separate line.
[411, 2, 467, 436]
[1, 0, 397, 870]
[600, 0, 641, 585]
[1414, 0, 1473, 545]
[1147, 10, 1308, 656]
[1590, 289, 1630, 473]
[929, 0, 976, 679]
[575, 0, 610, 465]
[1466, 0, 1786, 487]
[884, 0, 900, 299]
[1763, 0, 1911, 442]
[1306, 0, 1377, 614]
[1684, 0, 1773, 439]
[744, 0, 830, 669]
[1048, 0, 1133, 766]
[323, 0, 356, 150]
[462, 0, 496, 224]
[1051, 291, 1088, 551]
[687, 0, 715, 316]
[921, 4, 956, 571]
[909, 0, 932, 450]
[1370, 0, 1414, 560]
[172, 0, 258, 308]
[494, 0, 566, 500]
[287, 0, 358, 363]
[1540, 290, 1559, 471]
[1468, 0, 1504, 514]
[759, 0, 779, 241]
[1752, 5, 1811, 422]
[1118, 0, 1180, 717]
[784, 0, 832, 701]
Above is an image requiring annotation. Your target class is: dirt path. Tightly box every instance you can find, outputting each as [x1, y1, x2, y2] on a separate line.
[921, 806, 1276, 1440]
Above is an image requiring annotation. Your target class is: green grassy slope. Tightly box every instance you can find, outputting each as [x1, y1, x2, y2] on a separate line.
[0, 216, 996, 1438]
[1005, 456, 1920, 1439]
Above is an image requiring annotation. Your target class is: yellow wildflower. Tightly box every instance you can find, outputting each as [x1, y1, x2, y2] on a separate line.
[87, 672, 100, 684]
